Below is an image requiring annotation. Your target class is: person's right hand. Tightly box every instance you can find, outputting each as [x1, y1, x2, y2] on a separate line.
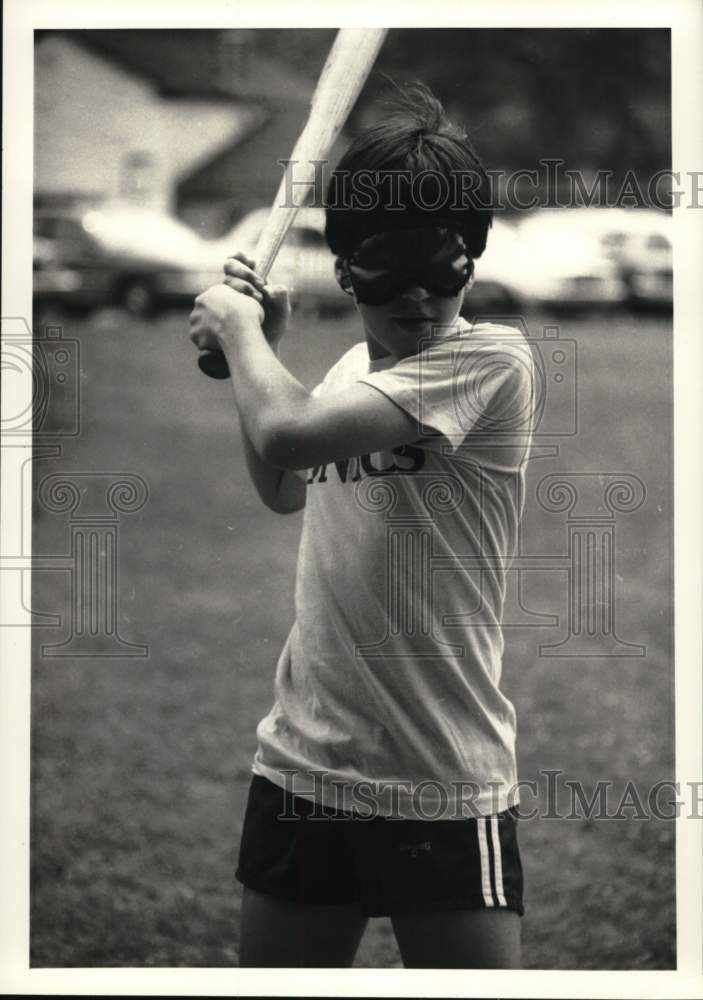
[223, 251, 291, 347]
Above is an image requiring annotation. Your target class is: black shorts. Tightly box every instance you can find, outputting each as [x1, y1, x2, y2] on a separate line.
[235, 774, 524, 918]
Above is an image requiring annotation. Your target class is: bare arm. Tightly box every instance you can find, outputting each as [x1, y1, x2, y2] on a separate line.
[191, 252, 306, 513]
[190, 253, 421, 473]
[218, 321, 420, 470]
[239, 414, 306, 514]
[192, 288, 420, 470]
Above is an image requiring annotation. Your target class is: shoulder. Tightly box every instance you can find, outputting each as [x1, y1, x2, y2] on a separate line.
[326, 341, 369, 372]
[421, 319, 534, 373]
[452, 320, 535, 382]
[312, 342, 369, 396]
[455, 319, 531, 357]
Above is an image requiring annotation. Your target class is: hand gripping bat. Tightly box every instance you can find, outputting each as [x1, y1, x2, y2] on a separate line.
[197, 27, 388, 379]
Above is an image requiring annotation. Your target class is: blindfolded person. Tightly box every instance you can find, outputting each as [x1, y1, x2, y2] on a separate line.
[190, 82, 536, 969]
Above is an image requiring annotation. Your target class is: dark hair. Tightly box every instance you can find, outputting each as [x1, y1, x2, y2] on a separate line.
[325, 82, 493, 260]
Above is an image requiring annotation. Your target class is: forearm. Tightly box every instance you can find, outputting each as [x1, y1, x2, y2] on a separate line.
[220, 327, 307, 511]
[239, 413, 283, 505]
[219, 317, 311, 460]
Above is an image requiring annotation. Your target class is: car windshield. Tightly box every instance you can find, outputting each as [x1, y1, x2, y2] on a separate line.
[83, 208, 204, 257]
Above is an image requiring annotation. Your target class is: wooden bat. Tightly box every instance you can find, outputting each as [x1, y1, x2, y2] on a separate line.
[197, 27, 388, 379]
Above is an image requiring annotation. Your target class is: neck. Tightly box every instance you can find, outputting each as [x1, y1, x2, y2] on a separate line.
[364, 331, 393, 362]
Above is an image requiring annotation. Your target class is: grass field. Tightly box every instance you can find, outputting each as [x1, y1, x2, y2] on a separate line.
[30, 301, 674, 968]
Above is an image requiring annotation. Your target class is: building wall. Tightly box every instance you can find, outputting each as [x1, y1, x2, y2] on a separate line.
[34, 35, 251, 214]
[177, 107, 349, 236]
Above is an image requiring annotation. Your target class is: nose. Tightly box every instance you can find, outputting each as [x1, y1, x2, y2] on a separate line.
[400, 284, 431, 301]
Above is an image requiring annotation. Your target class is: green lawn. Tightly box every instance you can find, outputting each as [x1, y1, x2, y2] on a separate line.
[30, 302, 674, 968]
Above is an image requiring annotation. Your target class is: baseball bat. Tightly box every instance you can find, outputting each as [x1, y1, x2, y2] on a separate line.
[197, 27, 388, 379]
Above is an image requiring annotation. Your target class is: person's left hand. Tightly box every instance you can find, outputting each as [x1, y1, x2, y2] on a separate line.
[189, 283, 264, 353]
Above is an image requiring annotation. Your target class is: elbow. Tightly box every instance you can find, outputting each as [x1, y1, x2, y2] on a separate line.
[261, 496, 297, 515]
[259, 419, 312, 471]
[267, 495, 305, 516]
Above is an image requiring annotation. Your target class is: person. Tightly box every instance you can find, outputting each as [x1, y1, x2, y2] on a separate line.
[190, 83, 535, 969]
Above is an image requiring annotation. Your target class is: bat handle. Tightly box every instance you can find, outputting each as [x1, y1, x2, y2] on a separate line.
[198, 348, 231, 380]
[197, 248, 275, 380]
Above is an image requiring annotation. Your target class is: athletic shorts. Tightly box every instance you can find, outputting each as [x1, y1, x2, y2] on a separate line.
[235, 774, 524, 918]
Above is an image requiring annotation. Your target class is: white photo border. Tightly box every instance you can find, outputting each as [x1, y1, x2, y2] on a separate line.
[2, 0, 701, 996]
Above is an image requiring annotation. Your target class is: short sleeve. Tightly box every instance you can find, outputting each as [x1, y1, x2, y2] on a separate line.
[357, 328, 535, 454]
[310, 342, 368, 400]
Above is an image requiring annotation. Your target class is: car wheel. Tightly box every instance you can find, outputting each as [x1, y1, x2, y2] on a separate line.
[120, 279, 156, 317]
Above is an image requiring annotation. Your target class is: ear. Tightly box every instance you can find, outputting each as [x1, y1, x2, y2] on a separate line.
[463, 259, 476, 296]
[334, 256, 355, 296]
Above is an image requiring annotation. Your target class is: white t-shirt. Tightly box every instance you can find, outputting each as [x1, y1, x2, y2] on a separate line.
[252, 319, 536, 818]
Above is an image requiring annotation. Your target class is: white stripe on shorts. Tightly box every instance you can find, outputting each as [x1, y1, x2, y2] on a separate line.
[490, 815, 508, 907]
[477, 817, 495, 907]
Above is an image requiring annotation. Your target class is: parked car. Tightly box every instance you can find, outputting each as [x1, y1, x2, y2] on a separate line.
[215, 207, 355, 313]
[33, 232, 100, 312]
[33, 203, 224, 316]
[464, 213, 627, 316]
[565, 207, 672, 310]
[462, 218, 525, 318]
[515, 207, 671, 311]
